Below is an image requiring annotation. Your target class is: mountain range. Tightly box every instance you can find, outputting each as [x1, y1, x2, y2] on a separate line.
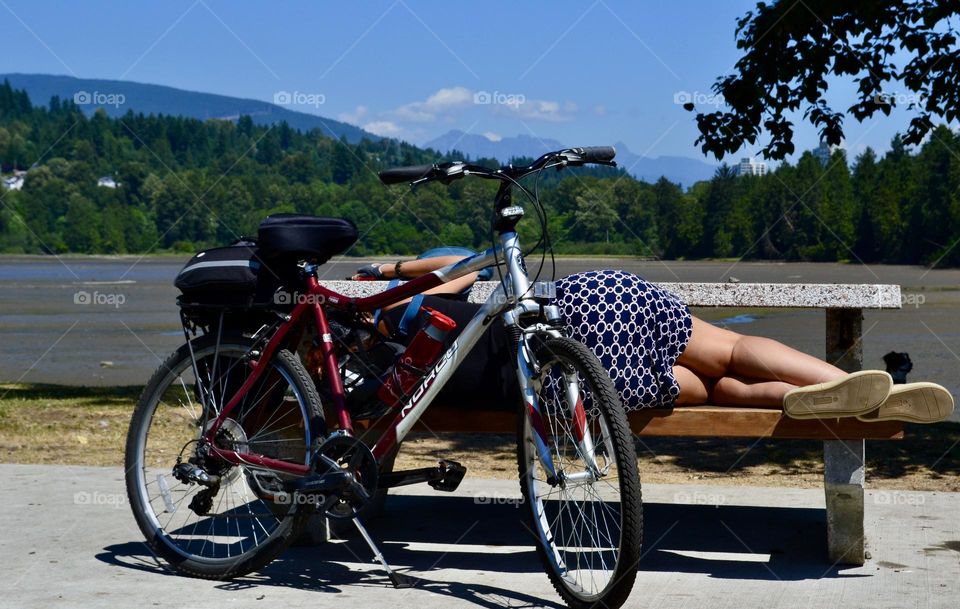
[2, 74, 717, 184]
[425, 130, 718, 186]
[0, 73, 374, 143]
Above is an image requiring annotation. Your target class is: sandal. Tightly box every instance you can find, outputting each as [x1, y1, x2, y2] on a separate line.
[783, 370, 892, 419]
[856, 382, 955, 423]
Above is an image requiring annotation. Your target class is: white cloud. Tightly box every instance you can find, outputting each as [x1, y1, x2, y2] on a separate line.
[393, 86, 473, 123]
[499, 98, 577, 122]
[338, 105, 368, 124]
[356, 86, 576, 143]
[424, 86, 473, 109]
[363, 120, 402, 137]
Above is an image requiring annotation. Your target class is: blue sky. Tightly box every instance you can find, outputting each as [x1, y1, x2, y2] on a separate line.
[0, 0, 927, 163]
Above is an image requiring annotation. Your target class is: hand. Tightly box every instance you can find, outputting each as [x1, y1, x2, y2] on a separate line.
[350, 263, 385, 280]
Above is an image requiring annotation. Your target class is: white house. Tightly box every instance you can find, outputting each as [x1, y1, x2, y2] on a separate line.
[97, 176, 119, 189]
[1, 174, 24, 191]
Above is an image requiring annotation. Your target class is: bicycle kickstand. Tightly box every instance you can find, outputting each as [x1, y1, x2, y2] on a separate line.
[352, 517, 417, 589]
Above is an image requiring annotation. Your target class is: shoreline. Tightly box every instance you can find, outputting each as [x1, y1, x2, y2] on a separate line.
[0, 251, 954, 267]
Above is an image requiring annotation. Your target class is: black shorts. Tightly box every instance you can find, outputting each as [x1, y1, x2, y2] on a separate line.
[381, 295, 520, 411]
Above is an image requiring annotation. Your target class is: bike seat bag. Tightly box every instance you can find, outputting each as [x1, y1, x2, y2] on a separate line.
[257, 214, 358, 264]
[174, 239, 281, 309]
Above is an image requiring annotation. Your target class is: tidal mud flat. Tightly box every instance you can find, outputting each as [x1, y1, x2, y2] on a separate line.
[1, 255, 957, 421]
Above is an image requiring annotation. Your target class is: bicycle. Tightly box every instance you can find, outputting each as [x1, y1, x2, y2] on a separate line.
[124, 146, 643, 609]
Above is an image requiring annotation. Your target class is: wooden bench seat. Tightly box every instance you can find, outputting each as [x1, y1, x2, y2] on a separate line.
[320, 279, 903, 566]
[414, 405, 904, 440]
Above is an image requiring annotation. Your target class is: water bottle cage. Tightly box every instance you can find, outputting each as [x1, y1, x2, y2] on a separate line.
[383, 359, 430, 404]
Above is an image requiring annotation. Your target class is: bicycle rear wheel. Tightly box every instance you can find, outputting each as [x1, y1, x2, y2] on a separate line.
[517, 337, 642, 609]
[124, 333, 324, 579]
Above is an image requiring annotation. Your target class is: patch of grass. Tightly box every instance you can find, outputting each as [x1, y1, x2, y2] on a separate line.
[0, 383, 141, 466]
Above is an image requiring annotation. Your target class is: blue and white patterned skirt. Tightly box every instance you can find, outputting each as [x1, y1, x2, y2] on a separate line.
[554, 270, 693, 411]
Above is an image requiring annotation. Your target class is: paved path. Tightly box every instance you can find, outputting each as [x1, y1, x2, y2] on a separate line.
[1, 464, 957, 608]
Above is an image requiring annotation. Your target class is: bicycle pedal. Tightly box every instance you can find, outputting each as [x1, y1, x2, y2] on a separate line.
[427, 459, 466, 492]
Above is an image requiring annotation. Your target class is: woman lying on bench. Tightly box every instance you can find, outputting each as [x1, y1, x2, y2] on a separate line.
[354, 256, 954, 424]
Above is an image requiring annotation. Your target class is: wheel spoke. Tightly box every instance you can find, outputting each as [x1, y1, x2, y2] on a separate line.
[127, 340, 319, 571]
[519, 339, 639, 604]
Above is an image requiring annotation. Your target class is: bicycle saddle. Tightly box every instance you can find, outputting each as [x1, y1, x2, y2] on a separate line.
[258, 213, 358, 263]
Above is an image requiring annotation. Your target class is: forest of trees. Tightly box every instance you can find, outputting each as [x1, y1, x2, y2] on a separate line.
[1, 80, 959, 266]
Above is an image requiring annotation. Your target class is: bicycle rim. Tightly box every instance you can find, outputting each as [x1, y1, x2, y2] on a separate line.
[520, 347, 628, 602]
[129, 341, 314, 566]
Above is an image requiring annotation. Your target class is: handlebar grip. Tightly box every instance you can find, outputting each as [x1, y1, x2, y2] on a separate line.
[378, 164, 435, 185]
[575, 146, 617, 163]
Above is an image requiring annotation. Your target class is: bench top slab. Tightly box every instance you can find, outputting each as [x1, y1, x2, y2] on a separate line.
[320, 280, 902, 309]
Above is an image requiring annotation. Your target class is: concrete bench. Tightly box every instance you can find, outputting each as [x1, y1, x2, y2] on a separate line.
[320, 279, 904, 565]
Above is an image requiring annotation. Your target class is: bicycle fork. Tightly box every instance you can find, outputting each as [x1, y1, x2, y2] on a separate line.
[515, 330, 601, 484]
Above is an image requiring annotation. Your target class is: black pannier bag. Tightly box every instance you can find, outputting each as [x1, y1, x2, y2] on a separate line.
[257, 214, 358, 263]
[174, 239, 282, 308]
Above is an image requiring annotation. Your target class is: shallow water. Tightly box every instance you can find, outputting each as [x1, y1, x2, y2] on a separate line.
[1, 254, 957, 421]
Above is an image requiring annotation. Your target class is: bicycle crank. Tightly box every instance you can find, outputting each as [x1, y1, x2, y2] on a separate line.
[287, 434, 379, 519]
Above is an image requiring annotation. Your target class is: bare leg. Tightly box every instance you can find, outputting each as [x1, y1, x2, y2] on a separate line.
[678, 317, 845, 387]
[674, 365, 797, 407]
[674, 364, 710, 405]
[711, 376, 797, 407]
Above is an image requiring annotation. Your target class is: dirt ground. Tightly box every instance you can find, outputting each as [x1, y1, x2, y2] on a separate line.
[0, 383, 957, 492]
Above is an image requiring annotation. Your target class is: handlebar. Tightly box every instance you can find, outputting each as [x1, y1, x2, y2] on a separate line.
[567, 146, 616, 164]
[378, 164, 436, 185]
[377, 146, 617, 186]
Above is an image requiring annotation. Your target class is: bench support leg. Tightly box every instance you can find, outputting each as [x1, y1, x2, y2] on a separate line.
[823, 439, 865, 564]
[824, 307, 866, 565]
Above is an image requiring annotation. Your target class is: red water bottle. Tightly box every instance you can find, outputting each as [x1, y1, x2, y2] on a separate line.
[378, 307, 457, 409]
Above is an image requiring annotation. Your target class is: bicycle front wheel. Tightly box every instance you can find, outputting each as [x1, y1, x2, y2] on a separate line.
[517, 337, 642, 609]
[124, 334, 324, 579]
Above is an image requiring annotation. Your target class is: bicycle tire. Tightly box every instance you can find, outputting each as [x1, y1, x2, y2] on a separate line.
[124, 334, 325, 579]
[517, 336, 642, 609]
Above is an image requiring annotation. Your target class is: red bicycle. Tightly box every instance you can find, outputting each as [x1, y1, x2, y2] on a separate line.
[124, 147, 642, 609]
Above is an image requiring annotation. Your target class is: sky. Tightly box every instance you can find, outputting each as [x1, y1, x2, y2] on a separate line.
[0, 0, 932, 164]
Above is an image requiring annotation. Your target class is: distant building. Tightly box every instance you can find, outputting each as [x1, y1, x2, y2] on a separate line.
[733, 156, 767, 177]
[1, 174, 24, 191]
[813, 139, 845, 165]
[97, 176, 119, 189]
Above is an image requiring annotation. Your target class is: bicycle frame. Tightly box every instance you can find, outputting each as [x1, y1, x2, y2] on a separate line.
[199, 221, 593, 485]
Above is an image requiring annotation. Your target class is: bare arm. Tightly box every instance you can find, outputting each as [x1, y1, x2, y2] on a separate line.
[375, 255, 467, 279]
[359, 256, 480, 313]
